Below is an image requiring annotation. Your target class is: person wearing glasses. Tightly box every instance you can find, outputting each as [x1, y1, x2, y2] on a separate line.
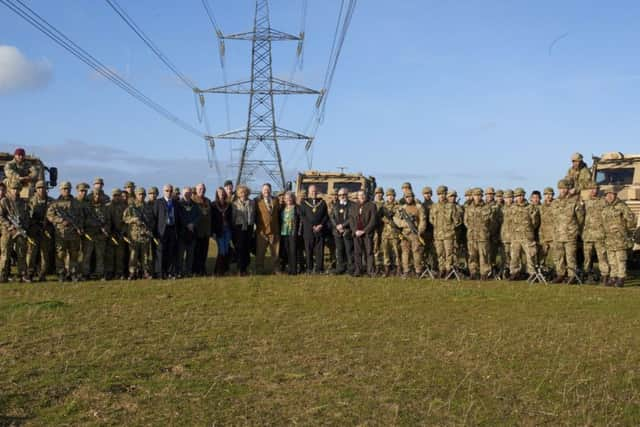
[330, 188, 354, 275]
[153, 184, 179, 279]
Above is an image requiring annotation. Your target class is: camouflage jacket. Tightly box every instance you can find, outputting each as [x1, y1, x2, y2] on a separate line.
[28, 195, 54, 236]
[499, 204, 513, 243]
[123, 201, 155, 243]
[86, 198, 111, 239]
[46, 196, 85, 241]
[380, 201, 399, 238]
[463, 201, 492, 242]
[509, 201, 540, 242]
[0, 196, 30, 235]
[108, 201, 128, 235]
[582, 197, 606, 242]
[421, 199, 434, 237]
[602, 198, 635, 250]
[551, 195, 584, 242]
[3, 159, 38, 188]
[430, 201, 462, 240]
[487, 201, 501, 238]
[565, 165, 593, 192]
[373, 199, 385, 234]
[538, 202, 554, 243]
[394, 202, 427, 238]
[87, 191, 111, 205]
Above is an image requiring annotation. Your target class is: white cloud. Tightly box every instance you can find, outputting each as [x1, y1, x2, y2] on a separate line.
[0, 45, 53, 94]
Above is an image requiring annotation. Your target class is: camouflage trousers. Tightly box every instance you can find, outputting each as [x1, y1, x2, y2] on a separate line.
[467, 239, 490, 276]
[83, 237, 106, 277]
[105, 237, 127, 277]
[27, 233, 52, 277]
[401, 234, 424, 274]
[488, 238, 500, 269]
[55, 238, 81, 276]
[381, 235, 400, 267]
[129, 240, 152, 275]
[373, 230, 383, 267]
[553, 240, 577, 277]
[0, 233, 27, 276]
[538, 241, 553, 267]
[500, 242, 511, 272]
[510, 240, 537, 275]
[423, 235, 437, 270]
[583, 240, 609, 276]
[435, 239, 455, 274]
[606, 244, 627, 279]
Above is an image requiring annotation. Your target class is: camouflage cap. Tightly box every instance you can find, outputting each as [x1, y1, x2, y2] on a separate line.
[447, 190, 458, 198]
[513, 187, 526, 197]
[111, 188, 122, 196]
[124, 181, 135, 188]
[583, 181, 597, 190]
[504, 189, 514, 197]
[386, 188, 396, 196]
[405, 190, 415, 197]
[401, 182, 412, 189]
[495, 190, 504, 197]
[464, 188, 472, 197]
[485, 187, 496, 195]
[8, 180, 21, 190]
[557, 179, 571, 189]
[35, 180, 46, 189]
[375, 187, 384, 194]
[135, 187, 146, 195]
[60, 181, 72, 190]
[422, 186, 433, 194]
[603, 186, 617, 195]
[76, 182, 89, 191]
[93, 177, 104, 185]
[148, 186, 159, 195]
[436, 185, 448, 195]
[571, 152, 583, 162]
[543, 187, 555, 195]
[472, 188, 483, 196]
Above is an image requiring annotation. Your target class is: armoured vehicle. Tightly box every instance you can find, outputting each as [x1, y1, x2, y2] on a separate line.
[0, 152, 58, 198]
[294, 170, 377, 203]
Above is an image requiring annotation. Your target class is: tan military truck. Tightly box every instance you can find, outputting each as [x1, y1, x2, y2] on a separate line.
[0, 152, 58, 198]
[293, 170, 377, 203]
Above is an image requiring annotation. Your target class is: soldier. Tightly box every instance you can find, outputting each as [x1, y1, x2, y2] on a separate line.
[551, 179, 585, 284]
[538, 188, 555, 268]
[421, 186, 437, 271]
[27, 180, 54, 282]
[380, 188, 400, 276]
[463, 188, 492, 280]
[0, 181, 31, 282]
[147, 187, 159, 276]
[430, 185, 453, 277]
[123, 187, 155, 279]
[105, 188, 128, 280]
[330, 188, 354, 274]
[454, 191, 468, 270]
[3, 148, 39, 196]
[148, 187, 159, 203]
[500, 189, 514, 276]
[83, 184, 111, 280]
[87, 177, 110, 204]
[509, 188, 540, 280]
[565, 152, 593, 195]
[581, 183, 609, 284]
[47, 181, 85, 282]
[124, 181, 136, 205]
[398, 182, 413, 205]
[373, 187, 385, 274]
[394, 190, 426, 277]
[75, 182, 91, 268]
[602, 187, 635, 287]
[463, 189, 473, 207]
[485, 187, 500, 272]
[495, 190, 505, 207]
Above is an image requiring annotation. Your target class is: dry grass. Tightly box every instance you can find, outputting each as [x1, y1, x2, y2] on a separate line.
[2, 275, 640, 425]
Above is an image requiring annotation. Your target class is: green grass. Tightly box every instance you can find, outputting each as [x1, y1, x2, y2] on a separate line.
[2, 275, 640, 425]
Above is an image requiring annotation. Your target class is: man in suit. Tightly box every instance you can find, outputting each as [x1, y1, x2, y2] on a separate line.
[299, 184, 329, 274]
[254, 183, 281, 274]
[153, 184, 179, 279]
[330, 187, 354, 274]
[349, 190, 378, 277]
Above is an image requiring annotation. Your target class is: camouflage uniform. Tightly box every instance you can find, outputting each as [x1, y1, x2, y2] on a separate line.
[602, 192, 635, 285]
[509, 188, 540, 277]
[380, 189, 400, 273]
[430, 189, 462, 275]
[499, 190, 514, 273]
[83, 189, 111, 279]
[421, 186, 437, 270]
[373, 187, 385, 271]
[394, 192, 426, 275]
[46, 182, 85, 279]
[582, 189, 609, 280]
[463, 188, 493, 278]
[551, 180, 585, 280]
[485, 187, 500, 269]
[538, 188, 555, 266]
[123, 188, 155, 278]
[3, 157, 39, 197]
[105, 189, 128, 279]
[27, 181, 54, 280]
[0, 182, 30, 281]
[565, 153, 593, 195]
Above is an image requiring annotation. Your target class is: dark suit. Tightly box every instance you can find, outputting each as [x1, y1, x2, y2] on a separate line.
[153, 197, 179, 277]
[330, 200, 354, 274]
[177, 199, 201, 276]
[348, 201, 378, 275]
[299, 198, 329, 273]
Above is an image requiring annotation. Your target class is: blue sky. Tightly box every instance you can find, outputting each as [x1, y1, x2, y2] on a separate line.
[1, 0, 640, 195]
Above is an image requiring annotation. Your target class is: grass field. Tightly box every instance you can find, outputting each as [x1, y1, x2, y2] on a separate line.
[2, 275, 640, 425]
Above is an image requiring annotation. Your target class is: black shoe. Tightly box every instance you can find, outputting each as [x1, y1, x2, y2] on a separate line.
[58, 275, 65, 283]
[552, 275, 565, 284]
[616, 278, 625, 288]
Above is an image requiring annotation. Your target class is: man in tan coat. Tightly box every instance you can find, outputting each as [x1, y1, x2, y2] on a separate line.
[255, 183, 281, 274]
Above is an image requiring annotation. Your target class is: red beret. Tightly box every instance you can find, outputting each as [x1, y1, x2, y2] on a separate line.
[14, 148, 25, 156]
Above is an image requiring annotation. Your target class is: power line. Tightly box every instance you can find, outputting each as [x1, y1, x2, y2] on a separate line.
[1, 0, 205, 138]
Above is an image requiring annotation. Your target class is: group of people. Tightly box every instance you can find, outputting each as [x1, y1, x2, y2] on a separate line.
[0, 149, 637, 286]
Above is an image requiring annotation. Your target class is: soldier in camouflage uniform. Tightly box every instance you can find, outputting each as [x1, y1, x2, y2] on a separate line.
[566, 152, 593, 195]
[380, 188, 400, 276]
[602, 187, 635, 287]
[509, 188, 540, 280]
[87, 177, 110, 204]
[394, 191, 426, 277]
[75, 183, 91, 269]
[538, 188, 555, 268]
[27, 180, 54, 281]
[3, 148, 39, 197]
[421, 186, 437, 271]
[551, 179, 585, 284]
[455, 191, 468, 269]
[431, 189, 463, 277]
[123, 187, 155, 279]
[0, 181, 31, 282]
[499, 189, 514, 276]
[373, 187, 385, 274]
[124, 181, 136, 205]
[484, 187, 500, 272]
[495, 190, 505, 207]
[47, 181, 85, 282]
[398, 182, 413, 205]
[105, 188, 128, 280]
[581, 183, 609, 284]
[83, 185, 111, 280]
[463, 188, 493, 280]
[430, 186, 448, 277]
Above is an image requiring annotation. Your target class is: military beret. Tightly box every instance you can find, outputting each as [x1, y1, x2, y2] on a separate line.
[543, 187, 554, 195]
[504, 189, 514, 197]
[495, 190, 504, 197]
[148, 186, 159, 194]
[386, 188, 396, 196]
[436, 185, 448, 195]
[571, 152, 583, 162]
[135, 187, 146, 195]
[513, 187, 526, 197]
[557, 179, 570, 189]
[401, 182, 412, 189]
[375, 187, 384, 194]
[35, 180, 46, 189]
[124, 181, 135, 188]
[447, 190, 458, 198]
[8, 180, 21, 190]
[14, 147, 26, 156]
[76, 182, 89, 191]
[93, 177, 104, 185]
[111, 188, 122, 196]
[485, 187, 495, 195]
[223, 180, 233, 187]
[472, 188, 483, 196]
[405, 190, 415, 197]
[422, 186, 432, 194]
[60, 181, 72, 190]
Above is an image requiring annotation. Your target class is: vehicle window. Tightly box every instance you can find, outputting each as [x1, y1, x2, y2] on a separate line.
[301, 182, 328, 194]
[332, 182, 362, 193]
[596, 168, 634, 185]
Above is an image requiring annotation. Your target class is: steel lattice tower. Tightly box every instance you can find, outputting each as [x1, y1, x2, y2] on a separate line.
[198, 0, 319, 190]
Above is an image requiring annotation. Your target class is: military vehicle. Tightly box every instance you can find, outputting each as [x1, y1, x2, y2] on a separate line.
[0, 152, 58, 198]
[293, 170, 377, 203]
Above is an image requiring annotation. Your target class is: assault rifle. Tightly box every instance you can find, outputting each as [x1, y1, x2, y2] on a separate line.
[131, 205, 160, 246]
[54, 206, 92, 241]
[399, 208, 425, 246]
[93, 208, 118, 245]
[382, 207, 404, 240]
[7, 214, 35, 245]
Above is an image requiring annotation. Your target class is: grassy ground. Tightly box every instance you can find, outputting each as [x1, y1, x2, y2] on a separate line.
[2, 274, 640, 426]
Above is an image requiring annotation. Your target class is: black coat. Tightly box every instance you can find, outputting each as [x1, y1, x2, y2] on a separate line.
[153, 197, 179, 237]
[211, 202, 232, 237]
[299, 198, 329, 239]
[330, 201, 353, 237]
[348, 201, 378, 236]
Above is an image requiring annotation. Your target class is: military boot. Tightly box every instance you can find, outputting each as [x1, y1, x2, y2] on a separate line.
[552, 275, 565, 284]
[383, 266, 390, 277]
[599, 275, 608, 286]
[606, 277, 616, 287]
[615, 278, 625, 288]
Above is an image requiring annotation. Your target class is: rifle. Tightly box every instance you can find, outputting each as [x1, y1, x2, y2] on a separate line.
[54, 205, 93, 241]
[131, 205, 160, 246]
[93, 207, 118, 245]
[399, 208, 425, 246]
[382, 207, 404, 240]
[7, 213, 35, 245]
